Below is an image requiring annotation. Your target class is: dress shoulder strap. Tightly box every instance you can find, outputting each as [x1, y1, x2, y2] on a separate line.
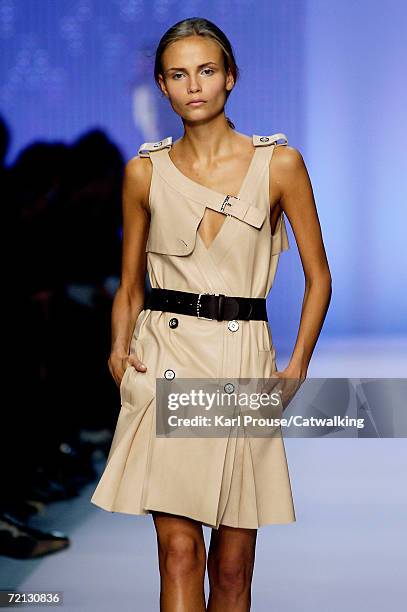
[252, 133, 288, 147]
[138, 136, 173, 158]
[138, 133, 287, 155]
[240, 132, 289, 196]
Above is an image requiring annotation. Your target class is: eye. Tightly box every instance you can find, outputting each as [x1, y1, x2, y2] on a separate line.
[171, 68, 215, 80]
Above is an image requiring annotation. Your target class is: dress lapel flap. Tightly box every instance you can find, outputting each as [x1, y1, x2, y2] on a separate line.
[146, 196, 267, 257]
[271, 212, 290, 255]
[205, 196, 267, 229]
[146, 199, 203, 256]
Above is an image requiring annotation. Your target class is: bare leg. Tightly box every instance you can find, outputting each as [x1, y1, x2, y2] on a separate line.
[206, 524, 258, 611]
[151, 511, 207, 612]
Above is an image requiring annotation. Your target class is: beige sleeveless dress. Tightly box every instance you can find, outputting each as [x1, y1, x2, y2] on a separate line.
[90, 132, 296, 529]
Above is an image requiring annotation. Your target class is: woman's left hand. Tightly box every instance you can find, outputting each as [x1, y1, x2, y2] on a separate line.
[269, 365, 307, 412]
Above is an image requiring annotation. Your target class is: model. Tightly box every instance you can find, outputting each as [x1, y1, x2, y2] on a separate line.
[91, 16, 332, 612]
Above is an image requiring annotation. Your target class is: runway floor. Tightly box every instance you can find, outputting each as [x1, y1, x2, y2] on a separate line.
[1, 335, 406, 611]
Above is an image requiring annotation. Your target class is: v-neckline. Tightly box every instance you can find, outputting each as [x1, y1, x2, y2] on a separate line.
[165, 136, 259, 201]
[164, 138, 259, 252]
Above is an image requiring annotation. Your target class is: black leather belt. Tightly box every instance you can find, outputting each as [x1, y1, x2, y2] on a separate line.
[144, 288, 268, 321]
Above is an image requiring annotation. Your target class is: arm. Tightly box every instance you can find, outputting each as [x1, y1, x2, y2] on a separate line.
[108, 155, 152, 387]
[270, 145, 332, 379]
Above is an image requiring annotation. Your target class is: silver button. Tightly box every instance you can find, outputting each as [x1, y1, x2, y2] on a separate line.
[227, 320, 239, 332]
[164, 369, 175, 380]
[224, 383, 235, 394]
[169, 317, 178, 328]
[260, 136, 269, 142]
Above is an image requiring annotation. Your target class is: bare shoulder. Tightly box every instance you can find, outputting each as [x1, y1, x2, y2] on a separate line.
[123, 155, 153, 212]
[269, 145, 308, 202]
[125, 154, 153, 186]
[270, 145, 305, 174]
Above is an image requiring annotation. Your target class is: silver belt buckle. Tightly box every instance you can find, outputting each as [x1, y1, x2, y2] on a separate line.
[197, 292, 218, 320]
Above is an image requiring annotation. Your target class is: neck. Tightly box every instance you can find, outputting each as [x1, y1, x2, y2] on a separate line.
[179, 114, 236, 162]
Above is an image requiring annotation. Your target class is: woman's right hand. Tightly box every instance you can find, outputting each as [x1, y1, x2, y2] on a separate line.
[108, 350, 147, 388]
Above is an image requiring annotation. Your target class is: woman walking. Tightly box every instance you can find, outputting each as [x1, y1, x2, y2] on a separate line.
[91, 17, 332, 611]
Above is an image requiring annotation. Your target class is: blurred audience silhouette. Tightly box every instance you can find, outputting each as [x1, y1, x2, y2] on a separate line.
[0, 115, 142, 559]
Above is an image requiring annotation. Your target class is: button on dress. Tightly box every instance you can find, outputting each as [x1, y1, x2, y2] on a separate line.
[90, 133, 296, 529]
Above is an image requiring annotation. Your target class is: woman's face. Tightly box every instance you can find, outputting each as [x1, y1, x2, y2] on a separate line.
[158, 35, 234, 124]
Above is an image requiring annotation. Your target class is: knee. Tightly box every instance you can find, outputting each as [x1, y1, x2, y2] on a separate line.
[211, 557, 252, 596]
[160, 533, 205, 579]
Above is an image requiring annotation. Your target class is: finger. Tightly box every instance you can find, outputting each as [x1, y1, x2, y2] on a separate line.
[128, 357, 147, 371]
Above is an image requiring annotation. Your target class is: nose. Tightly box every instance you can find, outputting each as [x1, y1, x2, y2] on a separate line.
[188, 76, 201, 93]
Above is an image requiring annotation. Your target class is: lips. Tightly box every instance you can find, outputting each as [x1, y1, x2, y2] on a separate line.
[188, 100, 206, 105]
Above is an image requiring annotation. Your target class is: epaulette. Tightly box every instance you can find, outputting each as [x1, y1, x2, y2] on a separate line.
[138, 136, 173, 157]
[252, 133, 288, 147]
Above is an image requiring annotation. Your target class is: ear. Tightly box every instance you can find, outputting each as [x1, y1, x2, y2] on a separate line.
[225, 68, 235, 92]
[157, 73, 169, 98]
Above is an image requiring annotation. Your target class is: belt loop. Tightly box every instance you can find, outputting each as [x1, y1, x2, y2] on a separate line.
[217, 294, 226, 321]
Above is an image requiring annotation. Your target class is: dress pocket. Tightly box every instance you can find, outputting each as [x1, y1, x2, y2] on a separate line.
[258, 320, 275, 352]
[119, 340, 155, 407]
[119, 363, 133, 394]
[258, 348, 277, 378]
